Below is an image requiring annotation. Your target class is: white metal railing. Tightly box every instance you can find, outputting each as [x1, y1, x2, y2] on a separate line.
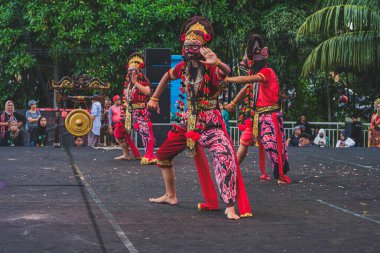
[230, 120, 370, 147]
[129, 121, 371, 148]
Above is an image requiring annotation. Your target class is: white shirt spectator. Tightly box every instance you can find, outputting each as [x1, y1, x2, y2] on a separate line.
[314, 128, 329, 147]
[91, 101, 102, 136]
[336, 137, 355, 148]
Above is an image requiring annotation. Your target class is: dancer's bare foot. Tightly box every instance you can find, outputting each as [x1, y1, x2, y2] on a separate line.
[114, 155, 132, 160]
[149, 194, 177, 205]
[277, 179, 289, 185]
[225, 206, 240, 220]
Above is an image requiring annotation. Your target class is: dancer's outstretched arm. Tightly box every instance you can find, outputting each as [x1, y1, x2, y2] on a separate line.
[147, 72, 170, 114]
[225, 83, 250, 112]
[225, 74, 264, 84]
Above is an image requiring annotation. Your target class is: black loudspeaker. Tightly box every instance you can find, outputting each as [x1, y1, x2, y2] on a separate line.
[145, 65, 171, 84]
[144, 48, 171, 65]
[150, 85, 171, 123]
[144, 48, 172, 123]
[136, 124, 172, 148]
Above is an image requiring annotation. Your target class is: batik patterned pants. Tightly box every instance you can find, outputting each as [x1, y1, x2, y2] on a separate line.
[156, 109, 237, 206]
[259, 111, 290, 179]
[133, 108, 155, 160]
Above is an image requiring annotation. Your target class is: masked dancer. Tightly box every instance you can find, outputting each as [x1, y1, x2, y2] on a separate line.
[225, 34, 291, 185]
[369, 98, 380, 147]
[147, 16, 252, 220]
[114, 53, 157, 164]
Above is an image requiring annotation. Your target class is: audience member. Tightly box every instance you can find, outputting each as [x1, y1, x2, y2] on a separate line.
[313, 128, 329, 147]
[104, 97, 113, 146]
[369, 99, 380, 147]
[108, 95, 123, 147]
[312, 127, 319, 142]
[0, 100, 25, 142]
[298, 124, 306, 133]
[298, 133, 314, 147]
[296, 114, 312, 135]
[88, 94, 102, 147]
[336, 130, 355, 148]
[350, 114, 362, 147]
[36, 116, 48, 147]
[1, 119, 23, 146]
[104, 97, 112, 112]
[74, 136, 84, 147]
[286, 125, 301, 147]
[26, 100, 41, 147]
[219, 102, 230, 135]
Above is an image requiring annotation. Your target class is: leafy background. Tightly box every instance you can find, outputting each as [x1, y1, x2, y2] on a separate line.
[0, 0, 378, 122]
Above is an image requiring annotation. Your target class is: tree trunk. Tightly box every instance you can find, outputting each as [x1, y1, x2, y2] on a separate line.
[34, 64, 52, 107]
[326, 74, 332, 121]
[53, 58, 61, 108]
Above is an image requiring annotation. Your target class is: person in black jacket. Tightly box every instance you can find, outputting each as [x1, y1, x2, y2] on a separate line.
[296, 114, 312, 135]
[36, 116, 48, 147]
[351, 114, 362, 147]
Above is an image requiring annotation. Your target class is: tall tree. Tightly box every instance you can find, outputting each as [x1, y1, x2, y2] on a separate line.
[296, 0, 380, 76]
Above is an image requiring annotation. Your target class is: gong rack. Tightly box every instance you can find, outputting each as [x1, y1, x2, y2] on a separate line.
[51, 74, 110, 147]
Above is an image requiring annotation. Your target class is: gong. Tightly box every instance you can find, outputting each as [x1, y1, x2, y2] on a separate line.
[65, 109, 93, 137]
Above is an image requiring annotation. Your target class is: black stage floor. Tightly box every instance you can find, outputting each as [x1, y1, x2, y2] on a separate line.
[0, 146, 379, 253]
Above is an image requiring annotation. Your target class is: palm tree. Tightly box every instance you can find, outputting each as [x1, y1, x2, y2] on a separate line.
[296, 0, 380, 76]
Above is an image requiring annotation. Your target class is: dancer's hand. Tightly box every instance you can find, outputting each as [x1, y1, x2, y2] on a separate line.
[225, 103, 235, 112]
[200, 47, 218, 66]
[147, 99, 160, 114]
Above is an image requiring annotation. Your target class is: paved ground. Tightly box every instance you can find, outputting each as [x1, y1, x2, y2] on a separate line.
[0, 146, 379, 253]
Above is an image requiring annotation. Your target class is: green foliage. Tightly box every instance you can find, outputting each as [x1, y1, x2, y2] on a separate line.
[2, 0, 359, 122]
[297, 0, 380, 75]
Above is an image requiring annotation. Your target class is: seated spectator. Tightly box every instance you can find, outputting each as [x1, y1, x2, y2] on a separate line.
[26, 100, 41, 147]
[74, 136, 84, 147]
[312, 127, 319, 142]
[298, 124, 306, 133]
[298, 133, 314, 147]
[336, 130, 355, 148]
[313, 128, 329, 147]
[36, 116, 48, 147]
[286, 126, 301, 147]
[1, 100, 25, 142]
[1, 119, 24, 146]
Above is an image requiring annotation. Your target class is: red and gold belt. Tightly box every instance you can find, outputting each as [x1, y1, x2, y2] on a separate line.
[252, 104, 280, 138]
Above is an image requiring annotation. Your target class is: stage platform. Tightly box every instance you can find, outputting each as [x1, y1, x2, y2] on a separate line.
[0, 146, 379, 253]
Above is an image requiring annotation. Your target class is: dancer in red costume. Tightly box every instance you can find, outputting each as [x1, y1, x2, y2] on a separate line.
[114, 53, 157, 164]
[225, 34, 291, 184]
[147, 16, 252, 219]
[369, 98, 380, 147]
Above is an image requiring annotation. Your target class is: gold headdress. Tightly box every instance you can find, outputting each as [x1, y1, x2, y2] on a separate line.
[127, 53, 144, 70]
[374, 98, 380, 109]
[180, 16, 213, 45]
